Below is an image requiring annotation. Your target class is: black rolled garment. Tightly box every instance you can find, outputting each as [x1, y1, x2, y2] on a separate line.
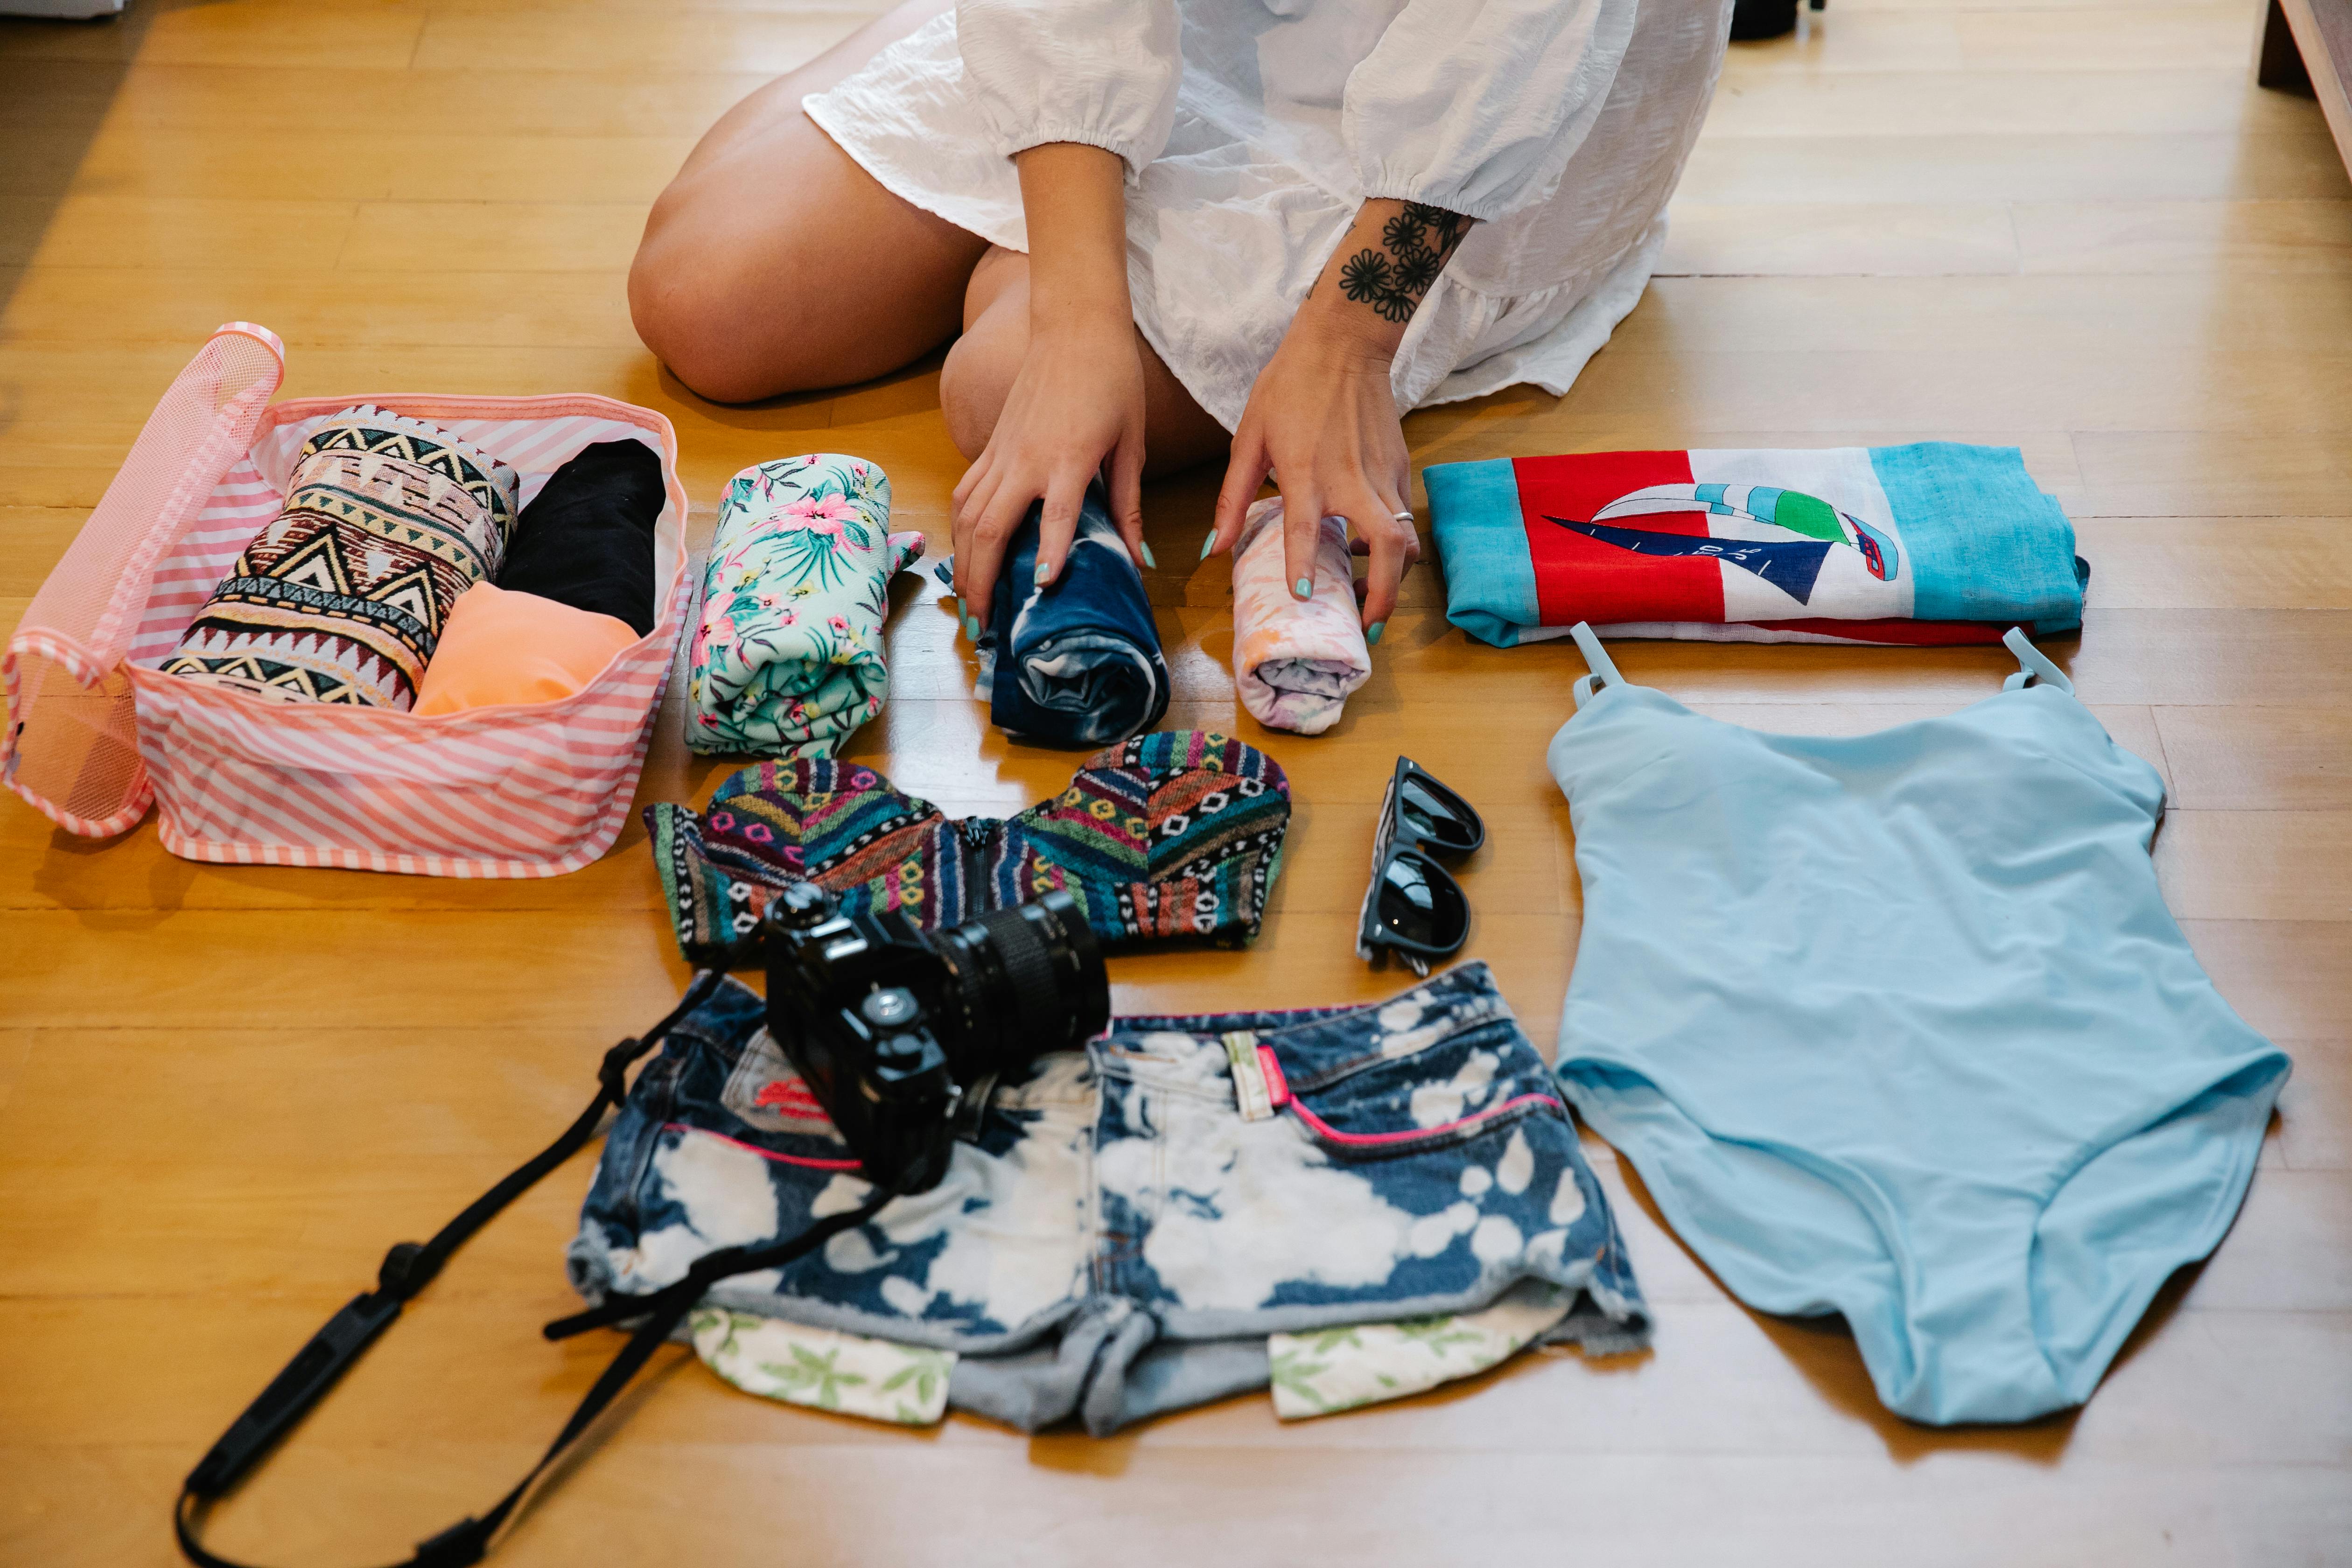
[497, 439, 665, 636]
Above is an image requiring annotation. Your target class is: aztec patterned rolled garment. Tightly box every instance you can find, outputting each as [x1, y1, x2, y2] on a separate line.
[687, 455, 925, 758]
[941, 482, 1170, 748]
[645, 730, 1288, 964]
[1229, 497, 1370, 736]
[161, 406, 519, 707]
[568, 962, 1650, 1435]
[1426, 443, 2089, 647]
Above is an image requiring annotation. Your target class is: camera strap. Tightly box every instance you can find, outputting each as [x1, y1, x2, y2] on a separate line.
[174, 970, 899, 1568]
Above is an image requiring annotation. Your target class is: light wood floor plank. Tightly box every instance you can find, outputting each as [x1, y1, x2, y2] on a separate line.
[0, 266, 642, 348]
[2, 194, 361, 272]
[339, 201, 648, 273]
[2067, 427, 2352, 517]
[0, 0, 429, 70]
[1717, 6, 2254, 77]
[9, 1443, 2295, 1568]
[0, 126, 700, 204]
[1700, 69, 2315, 139]
[1658, 200, 2021, 275]
[2156, 704, 2352, 810]
[2074, 518, 2352, 608]
[1624, 274, 2352, 352]
[0, 60, 774, 138]
[1955, 7, 2268, 71]
[1670, 130, 2352, 205]
[2015, 197, 2352, 274]
[2153, 811, 2352, 922]
[410, 7, 868, 73]
[1546, 346, 2352, 434]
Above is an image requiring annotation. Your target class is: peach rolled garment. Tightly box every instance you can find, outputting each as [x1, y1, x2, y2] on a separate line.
[412, 582, 638, 715]
[1229, 497, 1371, 736]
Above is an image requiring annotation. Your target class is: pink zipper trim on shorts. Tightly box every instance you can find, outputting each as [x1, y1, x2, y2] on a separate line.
[1257, 1044, 1290, 1106]
[1282, 1091, 1567, 1148]
[665, 1122, 864, 1171]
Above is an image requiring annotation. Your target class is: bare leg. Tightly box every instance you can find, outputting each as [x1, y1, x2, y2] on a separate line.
[940, 247, 1231, 476]
[629, 0, 986, 403]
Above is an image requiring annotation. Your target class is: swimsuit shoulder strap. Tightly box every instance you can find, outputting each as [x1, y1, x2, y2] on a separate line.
[1570, 622, 1626, 710]
[2001, 626, 2075, 695]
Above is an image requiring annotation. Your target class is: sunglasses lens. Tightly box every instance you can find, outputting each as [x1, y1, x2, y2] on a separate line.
[1398, 777, 1478, 850]
[1377, 853, 1468, 950]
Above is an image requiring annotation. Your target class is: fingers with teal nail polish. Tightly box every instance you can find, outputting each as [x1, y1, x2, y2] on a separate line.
[1199, 533, 1217, 560]
[1294, 576, 1313, 600]
[1139, 540, 1157, 569]
[1365, 620, 1386, 647]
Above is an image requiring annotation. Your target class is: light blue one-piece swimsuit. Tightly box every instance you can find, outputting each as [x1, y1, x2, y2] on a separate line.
[1548, 624, 2290, 1425]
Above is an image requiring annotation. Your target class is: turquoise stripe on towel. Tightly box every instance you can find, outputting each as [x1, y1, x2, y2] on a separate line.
[1870, 443, 2083, 631]
[1425, 458, 1536, 648]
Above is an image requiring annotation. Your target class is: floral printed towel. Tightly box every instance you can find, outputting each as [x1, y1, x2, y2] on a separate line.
[1230, 497, 1370, 735]
[1268, 1279, 1577, 1420]
[689, 1309, 953, 1426]
[687, 454, 924, 757]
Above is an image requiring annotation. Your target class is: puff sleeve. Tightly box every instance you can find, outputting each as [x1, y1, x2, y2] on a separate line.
[1342, 0, 1642, 223]
[956, 0, 1182, 180]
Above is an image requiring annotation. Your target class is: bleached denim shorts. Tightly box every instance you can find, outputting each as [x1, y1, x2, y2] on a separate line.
[567, 962, 1649, 1433]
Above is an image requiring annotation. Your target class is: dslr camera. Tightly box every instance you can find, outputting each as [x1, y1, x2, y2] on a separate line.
[763, 884, 1110, 1193]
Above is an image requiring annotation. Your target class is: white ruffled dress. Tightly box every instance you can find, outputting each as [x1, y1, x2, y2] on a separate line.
[805, 0, 1734, 430]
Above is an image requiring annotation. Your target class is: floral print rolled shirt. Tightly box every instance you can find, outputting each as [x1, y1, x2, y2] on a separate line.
[686, 454, 925, 758]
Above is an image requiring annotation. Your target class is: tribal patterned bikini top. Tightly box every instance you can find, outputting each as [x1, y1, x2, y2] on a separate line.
[645, 729, 1291, 964]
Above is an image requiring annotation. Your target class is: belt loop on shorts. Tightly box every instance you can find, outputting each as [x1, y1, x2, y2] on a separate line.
[1223, 1031, 1289, 1120]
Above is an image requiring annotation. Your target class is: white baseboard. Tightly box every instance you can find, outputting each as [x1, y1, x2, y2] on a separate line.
[0, 0, 130, 16]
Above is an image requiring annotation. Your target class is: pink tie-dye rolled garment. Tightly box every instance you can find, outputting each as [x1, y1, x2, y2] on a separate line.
[1229, 497, 1371, 736]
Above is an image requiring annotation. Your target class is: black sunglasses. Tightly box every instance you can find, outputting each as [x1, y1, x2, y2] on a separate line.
[1356, 756, 1485, 977]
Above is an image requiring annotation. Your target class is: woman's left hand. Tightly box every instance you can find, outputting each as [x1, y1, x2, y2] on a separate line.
[1203, 197, 1470, 644]
[1207, 315, 1416, 643]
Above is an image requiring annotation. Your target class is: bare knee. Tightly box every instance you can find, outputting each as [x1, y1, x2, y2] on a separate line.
[629, 212, 805, 405]
[938, 317, 1025, 460]
[631, 169, 913, 404]
[631, 82, 987, 403]
[938, 251, 1034, 456]
[629, 265, 774, 404]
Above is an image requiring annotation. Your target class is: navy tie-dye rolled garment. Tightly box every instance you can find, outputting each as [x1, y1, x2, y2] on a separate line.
[938, 482, 1170, 748]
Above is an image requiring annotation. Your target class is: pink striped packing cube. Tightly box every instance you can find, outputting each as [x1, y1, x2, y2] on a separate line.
[1, 324, 693, 877]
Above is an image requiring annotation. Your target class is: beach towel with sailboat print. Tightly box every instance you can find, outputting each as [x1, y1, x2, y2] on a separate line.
[1425, 443, 2086, 647]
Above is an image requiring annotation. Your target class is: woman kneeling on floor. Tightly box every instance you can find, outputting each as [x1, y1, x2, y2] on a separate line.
[628, 0, 1733, 647]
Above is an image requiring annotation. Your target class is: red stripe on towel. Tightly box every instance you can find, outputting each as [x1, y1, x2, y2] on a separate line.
[1513, 451, 1724, 628]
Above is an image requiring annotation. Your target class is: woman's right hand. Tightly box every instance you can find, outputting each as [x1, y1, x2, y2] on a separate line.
[949, 140, 1148, 631]
[949, 312, 1148, 630]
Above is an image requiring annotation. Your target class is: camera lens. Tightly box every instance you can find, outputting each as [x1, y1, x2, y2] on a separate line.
[929, 890, 1110, 1073]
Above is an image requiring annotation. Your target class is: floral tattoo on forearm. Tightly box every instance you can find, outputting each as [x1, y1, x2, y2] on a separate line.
[1332, 203, 1473, 324]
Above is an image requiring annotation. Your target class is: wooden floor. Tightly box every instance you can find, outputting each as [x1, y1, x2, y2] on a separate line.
[5, 0, 2351, 1562]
